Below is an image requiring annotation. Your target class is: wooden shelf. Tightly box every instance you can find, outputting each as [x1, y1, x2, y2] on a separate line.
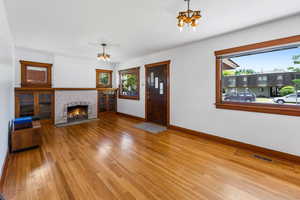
[15, 87, 118, 91]
[96, 88, 118, 91]
[15, 88, 54, 91]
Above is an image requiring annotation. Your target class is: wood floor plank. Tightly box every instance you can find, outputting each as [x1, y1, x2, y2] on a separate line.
[2, 113, 300, 200]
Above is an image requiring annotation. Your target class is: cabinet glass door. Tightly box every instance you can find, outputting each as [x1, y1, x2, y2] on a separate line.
[98, 92, 107, 112]
[38, 93, 52, 120]
[19, 93, 34, 117]
[108, 91, 117, 112]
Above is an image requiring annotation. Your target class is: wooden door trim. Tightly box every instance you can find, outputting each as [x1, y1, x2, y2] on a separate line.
[145, 60, 171, 126]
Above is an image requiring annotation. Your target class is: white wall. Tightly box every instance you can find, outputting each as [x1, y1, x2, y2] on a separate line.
[0, 0, 14, 176]
[116, 14, 300, 156]
[53, 55, 115, 88]
[14, 48, 116, 88]
[14, 47, 54, 87]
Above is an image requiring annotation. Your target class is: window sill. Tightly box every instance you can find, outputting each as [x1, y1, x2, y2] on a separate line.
[215, 102, 300, 117]
[118, 95, 140, 101]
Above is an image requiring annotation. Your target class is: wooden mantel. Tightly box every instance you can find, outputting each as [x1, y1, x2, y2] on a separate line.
[15, 87, 118, 91]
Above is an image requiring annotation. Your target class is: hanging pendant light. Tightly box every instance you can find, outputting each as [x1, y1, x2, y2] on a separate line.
[177, 0, 201, 32]
[97, 43, 111, 61]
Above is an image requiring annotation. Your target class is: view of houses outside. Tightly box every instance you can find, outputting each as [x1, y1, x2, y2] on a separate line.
[222, 47, 300, 105]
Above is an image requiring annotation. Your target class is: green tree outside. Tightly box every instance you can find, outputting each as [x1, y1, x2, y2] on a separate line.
[100, 73, 109, 85]
[122, 74, 138, 95]
[234, 69, 255, 75]
[293, 55, 300, 64]
[279, 86, 295, 96]
[222, 70, 235, 76]
[287, 66, 300, 72]
[290, 54, 300, 103]
[287, 54, 300, 72]
[223, 69, 255, 76]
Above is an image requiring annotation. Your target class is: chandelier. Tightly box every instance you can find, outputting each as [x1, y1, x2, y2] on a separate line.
[177, 0, 201, 32]
[97, 43, 111, 61]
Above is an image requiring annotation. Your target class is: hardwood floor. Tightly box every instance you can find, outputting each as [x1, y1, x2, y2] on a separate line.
[2, 113, 300, 200]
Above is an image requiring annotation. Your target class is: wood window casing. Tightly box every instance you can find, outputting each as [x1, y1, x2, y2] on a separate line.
[96, 69, 113, 88]
[215, 35, 300, 117]
[118, 67, 140, 100]
[20, 60, 52, 88]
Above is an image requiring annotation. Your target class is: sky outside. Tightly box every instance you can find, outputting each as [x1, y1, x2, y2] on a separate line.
[231, 47, 300, 73]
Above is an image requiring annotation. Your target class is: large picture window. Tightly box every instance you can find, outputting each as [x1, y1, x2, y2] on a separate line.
[119, 67, 140, 100]
[215, 35, 300, 116]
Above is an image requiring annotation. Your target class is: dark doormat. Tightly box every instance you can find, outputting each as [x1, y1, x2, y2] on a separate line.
[134, 122, 166, 134]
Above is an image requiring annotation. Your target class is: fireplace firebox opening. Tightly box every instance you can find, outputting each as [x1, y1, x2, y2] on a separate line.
[67, 105, 88, 123]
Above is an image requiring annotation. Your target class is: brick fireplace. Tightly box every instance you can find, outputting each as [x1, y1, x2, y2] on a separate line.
[67, 104, 88, 123]
[55, 90, 97, 124]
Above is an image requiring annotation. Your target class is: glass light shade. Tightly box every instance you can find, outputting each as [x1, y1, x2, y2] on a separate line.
[191, 19, 197, 27]
[97, 53, 111, 61]
[192, 11, 200, 20]
[177, 12, 187, 21]
[178, 19, 184, 27]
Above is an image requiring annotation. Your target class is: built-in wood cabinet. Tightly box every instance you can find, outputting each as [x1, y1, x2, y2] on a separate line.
[98, 89, 118, 115]
[15, 89, 54, 122]
[15, 88, 118, 122]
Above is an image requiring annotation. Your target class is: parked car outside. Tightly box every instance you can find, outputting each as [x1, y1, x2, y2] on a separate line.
[224, 91, 256, 102]
[273, 93, 300, 104]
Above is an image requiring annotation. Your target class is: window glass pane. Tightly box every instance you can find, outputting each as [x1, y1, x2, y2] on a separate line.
[99, 72, 110, 86]
[26, 66, 47, 83]
[19, 93, 34, 117]
[121, 73, 138, 97]
[222, 47, 300, 105]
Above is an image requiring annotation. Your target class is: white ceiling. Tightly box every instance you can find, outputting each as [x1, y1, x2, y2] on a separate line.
[0, 0, 13, 65]
[4, 0, 300, 62]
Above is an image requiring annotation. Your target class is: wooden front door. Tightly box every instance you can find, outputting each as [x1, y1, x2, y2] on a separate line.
[145, 61, 170, 126]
